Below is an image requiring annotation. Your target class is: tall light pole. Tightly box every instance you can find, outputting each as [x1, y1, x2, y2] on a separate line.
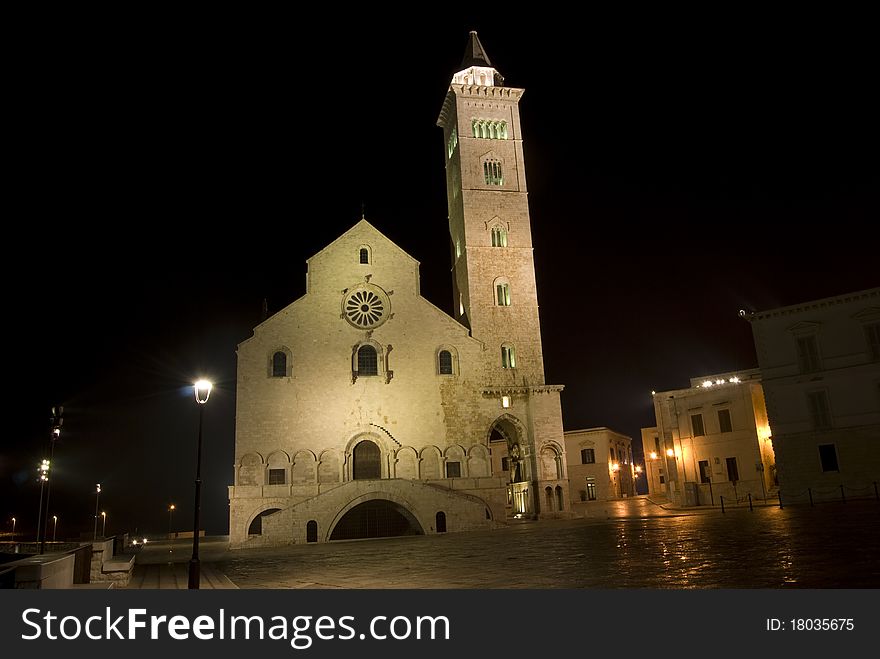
[93, 484, 101, 541]
[36, 459, 49, 542]
[648, 452, 658, 495]
[101, 511, 107, 538]
[10, 518, 15, 544]
[168, 504, 176, 554]
[52, 515, 58, 543]
[40, 406, 63, 554]
[189, 379, 212, 589]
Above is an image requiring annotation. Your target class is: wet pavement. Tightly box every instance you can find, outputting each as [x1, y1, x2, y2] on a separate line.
[131, 497, 880, 589]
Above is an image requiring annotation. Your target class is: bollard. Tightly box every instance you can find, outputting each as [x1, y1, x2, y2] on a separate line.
[720, 495, 725, 514]
[748, 493, 753, 511]
[808, 488, 814, 507]
[778, 491, 783, 509]
[840, 484, 846, 504]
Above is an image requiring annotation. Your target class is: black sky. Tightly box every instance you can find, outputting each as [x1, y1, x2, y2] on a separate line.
[3, 12, 877, 538]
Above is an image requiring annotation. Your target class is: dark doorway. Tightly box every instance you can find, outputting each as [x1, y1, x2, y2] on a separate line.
[726, 457, 739, 483]
[353, 440, 381, 480]
[329, 500, 423, 541]
[306, 520, 318, 543]
[699, 460, 711, 483]
[436, 511, 447, 533]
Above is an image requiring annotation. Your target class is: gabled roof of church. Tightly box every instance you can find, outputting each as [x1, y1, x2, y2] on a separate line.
[306, 218, 419, 266]
[460, 30, 492, 68]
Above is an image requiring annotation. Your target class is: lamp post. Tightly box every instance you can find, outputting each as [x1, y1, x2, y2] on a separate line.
[10, 518, 15, 544]
[40, 406, 63, 554]
[188, 379, 212, 589]
[647, 452, 658, 495]
[93, 484, 101, 541]
[52, 515, 58, 543]
[101, 511, 107, 538]
[168, 504, 176, 554]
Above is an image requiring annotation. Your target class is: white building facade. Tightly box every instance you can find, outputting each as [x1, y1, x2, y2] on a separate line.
[746, 288, 880, 503]
[228, 33, 568, 547]
[565, 428, 635, 511]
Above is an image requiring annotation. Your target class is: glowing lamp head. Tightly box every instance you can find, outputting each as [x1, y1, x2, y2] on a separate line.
[53, 515, 57, 522]
[169, 504, 175, 511]
[611, 463, 620, 472]
[194, 379, 213, 404]
[702, 380, 713, 388]
[96, 484, 101, 493]
[101, 511, 106, 518]
[649, 451, 658, 460]
[635, 465, 643, 473]
[666, 448, 674, 457]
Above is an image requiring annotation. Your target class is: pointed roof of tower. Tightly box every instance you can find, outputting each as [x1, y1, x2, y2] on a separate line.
[460, 30, 492, 68]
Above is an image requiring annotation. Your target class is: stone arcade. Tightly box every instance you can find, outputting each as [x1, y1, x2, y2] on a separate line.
[228, 33, 569, 547]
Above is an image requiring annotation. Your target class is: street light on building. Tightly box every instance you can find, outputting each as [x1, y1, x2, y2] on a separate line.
[188, 379, 212, 589]
[93, 484, 101, 541]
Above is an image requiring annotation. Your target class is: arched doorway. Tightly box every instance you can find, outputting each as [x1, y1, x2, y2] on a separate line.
[306, 520, 318, 543]
[329, 500, 424, 541]
[353, 440, 381, 480]
[248, 508, 281, 535]
[436, 511, 447, 533]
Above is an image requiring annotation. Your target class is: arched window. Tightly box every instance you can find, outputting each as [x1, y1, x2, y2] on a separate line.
[272, 351, 287, 377]
[496, 282, 511, 306]
[357, 345, 378, 376]
[438, 350, 454, 375]
[545, 486, 554, 511]
[353, 440, 381, 480]
[359, 247, 370, 264]
[436, 511, 447, 533]
[306, 520, 318, 543]
[491, 226, 507, 247]
[482, 160, 503, 185]
[501, 344, 516, 369]
[555, 485, 564, 511]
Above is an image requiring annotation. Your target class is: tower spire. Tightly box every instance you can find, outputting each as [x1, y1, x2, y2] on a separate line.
[460, 30, 492, 68]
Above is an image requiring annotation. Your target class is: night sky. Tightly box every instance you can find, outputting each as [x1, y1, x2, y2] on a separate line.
[4, 13, 876, 539]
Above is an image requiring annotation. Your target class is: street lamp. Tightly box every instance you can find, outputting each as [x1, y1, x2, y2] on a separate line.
[10, 518, 15, 544]
[40, 406, 63, 554]
[93, 484, 101, 541]
[168, 504, 176, 554]
[189, 379, 212, 589]
[52, 515, 58, 543]
[647, 452, 659, 495]
[101, 511, 107, 538]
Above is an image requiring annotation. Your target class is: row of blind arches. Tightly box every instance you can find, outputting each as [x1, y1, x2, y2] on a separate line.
[271, 343, 518, 378]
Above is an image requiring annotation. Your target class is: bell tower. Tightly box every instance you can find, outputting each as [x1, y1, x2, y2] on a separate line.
[437, 31, 546, 386]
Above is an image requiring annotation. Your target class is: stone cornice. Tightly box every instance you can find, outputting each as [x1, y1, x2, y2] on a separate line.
[482, 384, 564, 396]
[437, 86, 524, 127]
[746, 288, 879, 322]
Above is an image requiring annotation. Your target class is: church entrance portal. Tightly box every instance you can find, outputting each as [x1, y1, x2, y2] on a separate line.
[353, 440, 381, 479]
[329, 500, 424, 541]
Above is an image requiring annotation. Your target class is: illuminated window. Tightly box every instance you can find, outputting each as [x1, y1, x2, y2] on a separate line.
[491, 226, 507, 247]
[472, 119, 508, 139]
[580, 448, 595, 464]
[447, 126, 458, 158]
[691, 413, 705, 436]
[496, 282, 511, 306]
[268, 469, 285, 485]
[483, 159, 503, 185]
[501, 344, 516, 369]
[718, 409, 732, 433]
[866, 323, 880, 361]
[818, 444, 839, 472]
[438, 350, 453, 375]
[272, 351, 287, 378]
[807, 390, 832, 429]
[797, 335, 821, 373]
[446, 461, 461, 478]
[585, 477, 597, 501]
[357, 345, 378, 376]
[359, 247, 370, 264]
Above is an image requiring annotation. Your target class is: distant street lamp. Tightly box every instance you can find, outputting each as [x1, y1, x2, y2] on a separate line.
[93, 484, 101, 541]
[40, 406, 63, 554]
[168, 504, 176, 554]
[52, 515, 58, 543]
[101, 511, 107, 538]
[188, 379, 213, 590]
[10, 517, 15, 543]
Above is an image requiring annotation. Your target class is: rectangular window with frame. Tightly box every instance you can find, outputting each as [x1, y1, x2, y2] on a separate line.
[718, 409, 732, 433]
[691, 413, 705, 437]
[268, 468, 286, 485]
[580, 448, 595, 464]
[585, 478, 597, 501]
[797, 335, 821, 373]
[725, 457, 739, 483]
[698, 460, 711, 483]
[818, 444, 839, 472]
[446, 461, 461, 478]
[654, 437, 661, 454]
[807, 390, 832, 429]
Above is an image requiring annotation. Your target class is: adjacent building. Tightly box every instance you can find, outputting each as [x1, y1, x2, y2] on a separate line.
[565, 428, 635, 510]
[228, 32, 569, 547]
[650, 369, 775, 506]
[746, 288, 880, 502]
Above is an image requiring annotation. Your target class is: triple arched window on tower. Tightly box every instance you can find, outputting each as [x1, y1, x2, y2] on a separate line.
[483, 159, 503, 185]
[472, 119, 508, 140]
[490, 225, 508, 247]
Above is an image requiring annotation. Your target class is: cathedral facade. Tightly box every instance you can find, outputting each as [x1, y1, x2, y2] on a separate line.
[228, 33, 568, 547]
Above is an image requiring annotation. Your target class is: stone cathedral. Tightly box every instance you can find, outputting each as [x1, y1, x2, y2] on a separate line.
[228, 33, 568, 547]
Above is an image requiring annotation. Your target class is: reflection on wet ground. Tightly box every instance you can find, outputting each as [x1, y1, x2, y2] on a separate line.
[139, 499, 880, 588]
